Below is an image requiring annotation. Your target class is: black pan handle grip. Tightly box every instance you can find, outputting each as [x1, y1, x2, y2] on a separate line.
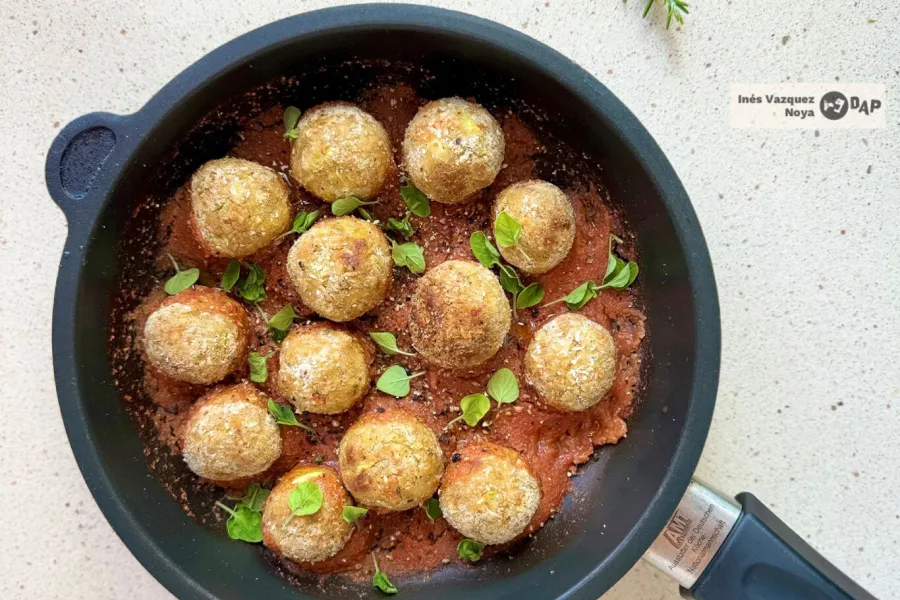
[644, 481, 877, 600]
[45, 112, 126, 226]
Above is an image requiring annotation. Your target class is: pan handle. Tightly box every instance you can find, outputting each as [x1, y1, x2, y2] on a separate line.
[45, 112, 128, 228]
[643, 480, 877, 600]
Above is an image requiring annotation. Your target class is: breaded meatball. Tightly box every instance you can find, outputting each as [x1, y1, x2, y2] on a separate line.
[181, 383, 282, 481]
[290, 103, 392, 202]
[402, 97, 505, 204]
[338, 409, 443, 511]
[439, 441, 541, 545]
[408, 260, 511, 369]
[524, 313, 617, 412]
[143, 286, 250, 384]
[277, 323, 372, 415]
[190, 157, 292, 257]
[262, 465, 354, 563]
[492, 180, 576, 274]
[286, 216, 392, 322]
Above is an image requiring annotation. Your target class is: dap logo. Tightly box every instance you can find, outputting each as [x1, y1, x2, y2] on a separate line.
[820, 91, 882, 121]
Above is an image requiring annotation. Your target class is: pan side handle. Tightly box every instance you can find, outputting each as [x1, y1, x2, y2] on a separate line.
[644, 480, 877, 600]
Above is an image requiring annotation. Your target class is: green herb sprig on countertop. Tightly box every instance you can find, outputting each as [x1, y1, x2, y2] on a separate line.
[164, 253, 199, 295]
[641, 0, 689, 29]
[372, 553, 398, 595]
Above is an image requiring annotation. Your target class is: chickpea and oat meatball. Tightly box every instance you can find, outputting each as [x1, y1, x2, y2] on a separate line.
[439, 441, 541, 545]
[286, 216, 393, 322]
[492, 180, 576, 274]
[181, 383, 282, 481]
[143, 286, 250, 384]
[190, 157, 292, 258]
[277, 323, 372, 415]
[524, 313, 617, 412]
[408, 260, 511, 370]
[262, 465, 354, 564]
[402, 97, 505, 204]
[290, 103, 392, 202]
[338, 409, 443, 512]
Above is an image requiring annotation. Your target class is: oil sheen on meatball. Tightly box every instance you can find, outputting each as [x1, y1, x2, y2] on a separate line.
[143, 286, 250, 384]
[338, 409, 444, 511]
[190, 157, 292, 257]
[402, 97, 505, 204]
[277, 323, 372, 415]
[492, 180, 576, 274]
[262, 465, 355, 563]
[408, 260, 511, 369]
[181, 383, 282, 482]
[524, 313, 617, 412]
[439, 441, 541, 545]
[290, 103, 392, 202]
[286, 216, 393, 322]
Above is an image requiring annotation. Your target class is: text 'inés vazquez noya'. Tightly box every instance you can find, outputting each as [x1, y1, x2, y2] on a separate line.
[731, 83, 886, 129]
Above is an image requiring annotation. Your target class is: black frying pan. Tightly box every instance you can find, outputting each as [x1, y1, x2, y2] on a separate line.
[45, 5, 874, 600]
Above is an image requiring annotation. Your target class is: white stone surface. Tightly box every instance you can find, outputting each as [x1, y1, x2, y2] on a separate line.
[0, 1, 897, 599]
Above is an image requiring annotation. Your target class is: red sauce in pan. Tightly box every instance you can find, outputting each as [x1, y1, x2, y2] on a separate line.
[111, 83, 646, 581]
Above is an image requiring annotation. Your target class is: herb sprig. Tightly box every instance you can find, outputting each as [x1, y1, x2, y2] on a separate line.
[470, 232, 543, 316]
[400, 180, 430, 217]
[369, 332, 415, 356]
[342, 505, 368, 525]
[424, 498, 442, 523]
[164, 253, 199, 295]
[376, 365, 426, 398]
[445, 369, 521, 430]
[546, 235, 638, 309]
[332, 196, 378, 217]
[267, 400, 315, 435]
[215, 483, 270, 543]
[284, 480, 323, 525]
[283, 106, 302, 140]
[458, 539, 485, 562]
[372, 553, 398, 595]
[494, 211, 533, 262]
[642, 0, 689, 29]
[391, 240, 426, 274]
[249, 351, 275, 383]
[277, 210, 319, 240]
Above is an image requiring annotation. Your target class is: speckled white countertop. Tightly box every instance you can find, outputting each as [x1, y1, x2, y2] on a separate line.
[1, 1, 897, 598]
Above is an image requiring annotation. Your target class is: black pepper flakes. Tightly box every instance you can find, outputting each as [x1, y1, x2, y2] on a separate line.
[451, 453, 461, 462]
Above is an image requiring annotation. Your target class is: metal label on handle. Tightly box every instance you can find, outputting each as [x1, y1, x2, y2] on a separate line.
[644, 480, 741, 589]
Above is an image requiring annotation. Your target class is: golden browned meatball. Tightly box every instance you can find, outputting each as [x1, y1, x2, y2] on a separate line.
[402, 97, 505, 204]
[277, 323, 372, 415]
[181, 383, 282, 481]
[143, 286, 250, 384]
[408, 260, 511, 369]
[286, 216, 392, 322]
[492, 180, 576, 274]
[290, 103, 392, 202]
[262, 465, 354, 563]
[524, 313, 617, 411]
[190, 157, 292, 257]
[439, 441, 541, 545]
[338, 409, 443, 511]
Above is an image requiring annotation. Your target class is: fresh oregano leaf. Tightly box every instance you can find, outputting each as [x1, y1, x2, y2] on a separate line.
[386, 214, 414, 238]
[369, 332, 415, 356]
[494, 211, 523, 248]
[372, 553, 398, 595]
[283, 106, 302, 140]
[332, 196, 377, 217]
[391, 240, 426, 274]
[457, 539, 485, 562]
[266, 399, 315, 434]
[239, 484, 270, 512]
[470, 231, 501, 268]
[248, 351, 274, 383]
[516, 282, 544, 309]
[376, 365, 425, 398]
[424, 498, 442, 523]
[487, 368, 519, 406]
[164, 253, 199, 295]
[342, 505, 368, 524]
[400, 180, 431, 217]
[215, 501, 263, 543]
[221, 259, 241, 291]
[284, 481, 323, 524]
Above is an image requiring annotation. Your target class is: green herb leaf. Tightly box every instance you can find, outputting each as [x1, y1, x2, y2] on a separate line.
[596, 236, 639, 291]
[239, 484, 270, 512]
[544, 280, 601, 311]
[369, 332, 415, 356]
[164, 254, 199, 295]
[215, 501, 263, 543]
[268, 304, 296, 333]
[470, 231, 501, 268]
[221, 259, 241, 291]
[357, 207, 377, 222]
[314, 454, 324, 464]
[342, 505, 368, 524]
[494, 211, 523, 248]
[376, 365, 425, 398]
[516, 282, 544, 309]
[332, 196, 377, 217]
[279, 210, 320, 239]
[400, 180, 431, 217]
[238, 264, 266, 303]
[391, 240, 426, 274]
[424, 498, 442, 523]
[487, 368, 519, 406]
[285, 481, 323, 524]
[457, 539, 485, 562]
[498, 264, 523, 294]
[460, 393, 490, 426]
[372, 554, 398, 595]
[643, 0, 689, 29]
[283, 106, 302, 140]
[249, 351, 273, 383]
[266, 399, 315, 434]
[386, 214, 414, 238]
